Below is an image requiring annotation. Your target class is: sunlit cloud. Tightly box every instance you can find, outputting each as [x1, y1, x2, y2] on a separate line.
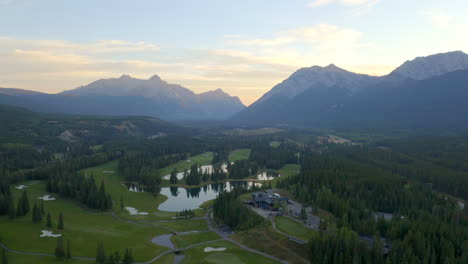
[0, 21, 391, 105]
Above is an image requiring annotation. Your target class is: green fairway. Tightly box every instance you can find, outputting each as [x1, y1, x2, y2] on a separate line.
[180, 240, 279, 264]
[171, 231, 220, 248]
[276, 164, 300, 177]
[83, 161, 178, 220]
[156, 219, 209, 232]
[2, 253, 94, 264]
[2, 181, 170, 262]
[158, 152, 214, 176]
[228, 149, 251, 162]
[274, 216, 315, 241]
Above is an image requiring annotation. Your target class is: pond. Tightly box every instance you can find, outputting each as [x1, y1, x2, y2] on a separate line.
[157, 181, 261, 212]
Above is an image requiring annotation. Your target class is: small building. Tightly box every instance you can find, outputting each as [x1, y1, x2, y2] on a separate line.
[251, 191, 288, 210]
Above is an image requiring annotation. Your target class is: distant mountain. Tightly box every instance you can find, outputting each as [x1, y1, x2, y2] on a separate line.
[256, 64, 378, 104]
[0, 75, 245, 121]
[232, 51, 468, 131]
[390, 51, 468, 80]
[233, 64, 378, 125]
[0, 88, 45, 96]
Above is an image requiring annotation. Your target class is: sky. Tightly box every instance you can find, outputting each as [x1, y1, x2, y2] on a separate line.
[1, 0, 467, 105]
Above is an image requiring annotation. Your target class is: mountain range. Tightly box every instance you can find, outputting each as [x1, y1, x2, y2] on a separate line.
[232, 51, 468, 130]
[0, 75, 245, 121]
[1, 51, 467, 130]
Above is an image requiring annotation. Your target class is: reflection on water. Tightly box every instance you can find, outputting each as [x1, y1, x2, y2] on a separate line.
[256, 171, 280, 181]
[162, 163, 228, 180]
[127, 184, 145, 192]
[158, 181, 261, 212]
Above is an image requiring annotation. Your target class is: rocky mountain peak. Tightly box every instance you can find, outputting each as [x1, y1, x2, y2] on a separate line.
[390, 51, 468, 80]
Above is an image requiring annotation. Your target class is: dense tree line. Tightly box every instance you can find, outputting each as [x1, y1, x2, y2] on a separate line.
[227, 160, 258, 179]
[277, 147, 468, 263]
[176, 209, 195, 219]
[308, 228, 383, 264]
[213, 188, 264, 230]
[46, 172, 112, 211]
[249, 141, 299, 170]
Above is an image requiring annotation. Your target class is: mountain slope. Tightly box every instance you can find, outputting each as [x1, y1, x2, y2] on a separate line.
[233, 64, 378, 125]
[0, 104, 181, 145]
[0, 75, 245, 121]
[232, 51, 468, 130]
[390, 51, 468, 80]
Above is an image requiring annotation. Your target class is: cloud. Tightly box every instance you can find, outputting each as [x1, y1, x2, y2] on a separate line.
[0, 36, 297, 105]
[0, 23, 385, 106]
[225, 35, 296, 47]
[309, 0, 334, 8]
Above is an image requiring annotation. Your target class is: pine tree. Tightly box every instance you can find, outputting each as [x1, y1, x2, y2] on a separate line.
[66, 240, 71, 259]
[54, 236, 65, 258]
[8, 197, 15, 219]
[300, 207, 308, 221]
[21, 190, 30, 214]
[123, 248, 133, 264]
[32, 202, 41, 223]
[46, 212, 52, 228]
[16, 197, 24, 217]
[96, 242, 106, 264]
[40, 200, 45, 215]
[57, 212, 64, 230]
[1, 248, 7, 264]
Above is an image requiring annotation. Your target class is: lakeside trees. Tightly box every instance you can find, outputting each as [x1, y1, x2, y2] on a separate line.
[213, 188, 264, 230]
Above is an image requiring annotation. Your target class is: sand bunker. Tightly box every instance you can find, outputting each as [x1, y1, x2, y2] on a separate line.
[40, 230, 62, 238]
[103, 171, 115, 174]
[15, 185, 28, 190]
[125, 207, 149, 215]
[38, 195, 56, 201]
[204, 247, 226, 252]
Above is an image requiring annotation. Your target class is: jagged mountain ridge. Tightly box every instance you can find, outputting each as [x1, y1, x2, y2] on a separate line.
[0, 75, 245, 121]
[232, 51, 468, 130]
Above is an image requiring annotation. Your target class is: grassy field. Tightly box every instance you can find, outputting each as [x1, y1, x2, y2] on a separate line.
[84, 161, 176, 220]
[180, 240, 280, 264]
[276, 164, 300, 177]
[1, 181, 170, 262]
[156, 219, 208, 232]
[228, 149, 251, 162]
[1, 253, 94, 264]
[232, 225, 309, 264]
[274, 216, 315, 241]
[158, 152, 214, 176]
[171, 231, 221, 248]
